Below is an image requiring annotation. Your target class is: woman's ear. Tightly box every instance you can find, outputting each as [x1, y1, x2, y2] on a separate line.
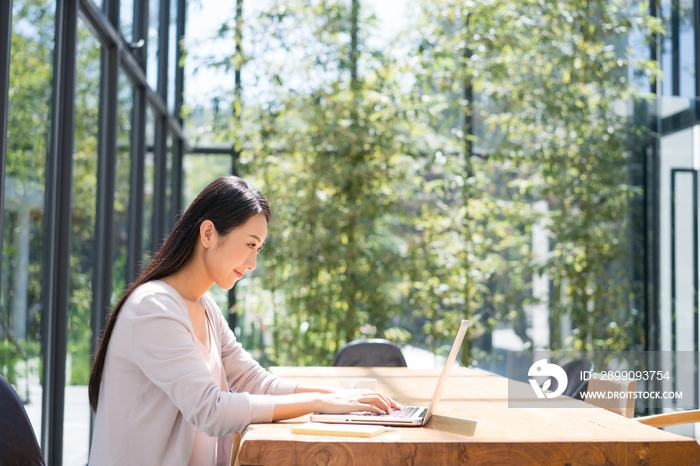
[199, 220, 216, 248]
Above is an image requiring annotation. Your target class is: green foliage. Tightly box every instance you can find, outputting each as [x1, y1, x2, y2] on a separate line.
[194, 0, 661, 365]
[222, 0, 418, 365]
[61, 20, 103, 385]
[112, 72, 135, 306]
[404, 0, 659, 352]
[1, 0, 662, 385]
[0, 0, 54, 385]
[2, 4, 107, 386]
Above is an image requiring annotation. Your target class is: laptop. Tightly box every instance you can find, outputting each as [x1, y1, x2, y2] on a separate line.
[310, 319, 470, 427]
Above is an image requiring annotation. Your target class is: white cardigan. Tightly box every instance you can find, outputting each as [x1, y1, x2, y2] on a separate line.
[88, 281, 298, 466]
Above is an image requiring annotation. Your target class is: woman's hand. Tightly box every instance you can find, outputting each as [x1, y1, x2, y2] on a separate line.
[317, 389, 403, 415]
[271, 389, 403, 421]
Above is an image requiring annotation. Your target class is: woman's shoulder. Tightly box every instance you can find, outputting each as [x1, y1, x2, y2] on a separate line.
[124, 280, 186, 316]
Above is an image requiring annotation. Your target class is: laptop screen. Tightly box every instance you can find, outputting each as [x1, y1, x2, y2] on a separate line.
[422, 320, 470, 425]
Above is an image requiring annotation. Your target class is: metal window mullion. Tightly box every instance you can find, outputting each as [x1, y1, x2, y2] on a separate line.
[127, 86, 146, 284]
[644, 143, 656, 354]
[91, 43, 119, 359]
[696, 172, 700, 414]
[104, 0, 119, 26]
[132, 0, 148, 67]
[126, 0, 148, 282]
[672, 0, 680, 96]
[80, 0, 189, 152]
[233, 0, 242, 115]
[152, 118, 167, 250]
[174, 0, 184, 119]
[651, 142, 660, 353]
[232, 149, 239, 177]
[651, 131, 662, 413]
[42, 0, 79, 463]
[190, 147, 237, 155]
[671, 171, 677, 354]
[0, 0, 12, 285]
[157, 0, 169, 101]
[226, 0, 243, 326]
[79, 0, 119, 46]
[150, 87, 187, 141]
[695, 0, 700, 108]
[151, 0, 170, 248]
[170, 0, 186, 225]
[650, 0, 658, 95]
[227, 150, 240, 330]
[169, 138, 183, 229]
[90, 0, 119, 357]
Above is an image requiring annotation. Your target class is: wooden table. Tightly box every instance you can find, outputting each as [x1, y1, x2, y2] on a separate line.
[236, 366, 700, 465]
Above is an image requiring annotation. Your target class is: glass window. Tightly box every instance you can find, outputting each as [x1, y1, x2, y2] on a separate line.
[63, 17, 101, 465]
[112, 71, 133, 306]
[167, 0, 178, 114]
[628, 1, 652, 93]
[143, 107, 156, 264]
[165, 133, 173, 225]
[660, 0, 696, 97]
[183, 0, 237, 149]
[3, 0, 56, 443]
[182, 154, 232, 205]
[147, 0, 160, 90]
[120, 0, 134, 43]
[661, 0, 674, 96]
[679, 0, 695, 98]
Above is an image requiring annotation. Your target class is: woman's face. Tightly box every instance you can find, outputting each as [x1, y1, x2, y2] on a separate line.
[202, 213, 268, 290]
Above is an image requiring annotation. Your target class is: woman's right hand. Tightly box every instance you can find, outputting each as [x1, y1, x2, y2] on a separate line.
[316, 389, 403, 415]
[270, 389, 403, 421]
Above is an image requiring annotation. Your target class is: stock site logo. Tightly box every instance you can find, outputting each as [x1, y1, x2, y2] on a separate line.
[528, 359, 568, 399]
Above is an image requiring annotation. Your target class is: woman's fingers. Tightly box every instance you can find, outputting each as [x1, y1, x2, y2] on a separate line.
[390, 395, 403, 410]
[349, 390, 401, 414]
[378, 392, 403, 410]
[357, 389, 403, 412]
[322, 389, 401, 415]
[361, 393, 391, 414]
[359, 402, 386, 415]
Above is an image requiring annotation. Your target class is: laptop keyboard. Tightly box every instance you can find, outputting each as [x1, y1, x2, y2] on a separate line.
[365, 407, 421, 418]
[391, 407, 420, 418]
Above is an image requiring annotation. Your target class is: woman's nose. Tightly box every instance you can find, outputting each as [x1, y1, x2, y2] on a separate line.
[247, 252, 257, 271]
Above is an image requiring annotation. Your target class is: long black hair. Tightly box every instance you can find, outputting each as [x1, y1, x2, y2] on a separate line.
[88, 176, 271, 412]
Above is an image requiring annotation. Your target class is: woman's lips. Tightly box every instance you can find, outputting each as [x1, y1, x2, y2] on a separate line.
[234, 270, 244, 278]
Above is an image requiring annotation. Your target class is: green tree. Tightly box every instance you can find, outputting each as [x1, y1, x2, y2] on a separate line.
[219, 0, 421, 365]
[195, 0, 661, 367]
[66, 19, 102, 384]
[407, 0, 662, 352]
[1, 0, 55, 385]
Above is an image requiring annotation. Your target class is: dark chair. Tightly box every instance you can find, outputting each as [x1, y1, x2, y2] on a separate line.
[545, 359, 594, 400]
[333, 339, 407, 367]
[0, 375, 44, 466]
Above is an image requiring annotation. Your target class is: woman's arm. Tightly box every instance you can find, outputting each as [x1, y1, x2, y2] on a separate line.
[271, 389, 403, 421]
[212, 300, 297, 396]
[293, 383, 339, 394]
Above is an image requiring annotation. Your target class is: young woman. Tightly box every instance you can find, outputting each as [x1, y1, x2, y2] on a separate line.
[87, 176, 400, 465]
